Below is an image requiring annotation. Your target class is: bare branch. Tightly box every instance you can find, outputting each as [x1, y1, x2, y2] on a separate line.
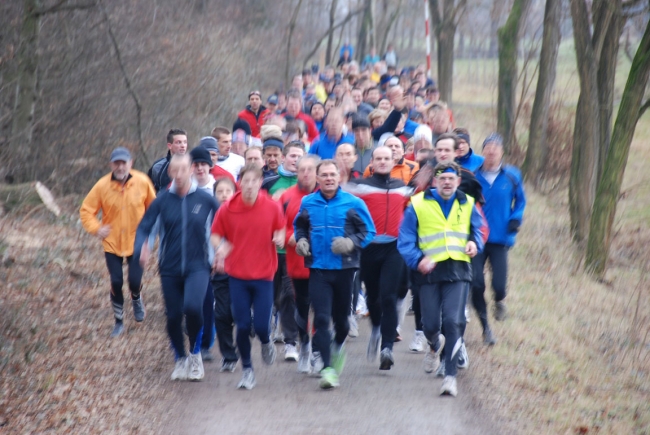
[302, 6, 365, 67]
[34, 0, 96, 16]
[451, 0, 468, 26]
[637, 98, 650, 120]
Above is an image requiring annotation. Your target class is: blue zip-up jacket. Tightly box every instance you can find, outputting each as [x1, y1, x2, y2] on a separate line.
[309, 132, 355, 159]
[397, 189, 487, 283]
[294, 188, 376, 270]
[134, 180, 219, 276]
[475, 164, 526, 247]
[456, 149, 485, 173]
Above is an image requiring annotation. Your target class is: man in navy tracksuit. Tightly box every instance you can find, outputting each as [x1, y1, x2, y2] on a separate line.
[134, 154, 219, 382]
[472, 133, 526, 344]
[294, 159, 376, 389]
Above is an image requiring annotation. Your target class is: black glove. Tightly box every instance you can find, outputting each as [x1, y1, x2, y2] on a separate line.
[507, 219, 520, 233]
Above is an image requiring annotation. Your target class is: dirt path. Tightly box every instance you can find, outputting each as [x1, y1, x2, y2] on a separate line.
[162, 316, 500, 435]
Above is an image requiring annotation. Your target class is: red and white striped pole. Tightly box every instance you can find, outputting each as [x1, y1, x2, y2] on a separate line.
[425, 0, 431, 78]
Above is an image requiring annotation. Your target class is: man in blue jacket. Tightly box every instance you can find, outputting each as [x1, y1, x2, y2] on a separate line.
[134, 154, 219, 382]
[398, 161, 487, 397]
[294, 159, 376, 389]
[472, 133, 526, 345]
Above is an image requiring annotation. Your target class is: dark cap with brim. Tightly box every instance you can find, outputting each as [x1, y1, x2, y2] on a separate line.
[110, 147, 131, 162]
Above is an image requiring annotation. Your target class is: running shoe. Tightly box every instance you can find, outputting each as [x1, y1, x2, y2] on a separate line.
[201, 348, 214, 362]
[409, 330, 425, 352]
[423, 335, 445, 374]
[110, 321, 124, 338]
[298, 343, 311, 373]
[171, 357, 188, 381]
[319, 367, 340, 389]
[284, 344, 299, 362]
[435, 360, 446, 377]
[457, 342, 469, 369]
[494, 301, 508, 321]
[348, 314, 359, 338]
[311, 351, 324, 375]
[220, 359, 237, 373]
[379, 348, 394, 370]
[367, 328, 380, 362]
[188, 352, 204, 381]
[132, 297, 146, 322]
[483, 327, 497, 346]
[331, 344, 346, 375]
[237, 368, 256, 390]
[261, 341, 276, 365]
[440, 375, 457, 397]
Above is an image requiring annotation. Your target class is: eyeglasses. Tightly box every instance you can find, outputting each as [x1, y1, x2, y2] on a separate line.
[249, 90, 261, 98]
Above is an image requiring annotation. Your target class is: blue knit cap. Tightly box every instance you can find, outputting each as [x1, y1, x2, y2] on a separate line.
[482, 132, 503, 149]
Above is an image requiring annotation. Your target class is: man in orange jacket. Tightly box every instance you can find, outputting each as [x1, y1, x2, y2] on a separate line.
[80, 147, 157, 337]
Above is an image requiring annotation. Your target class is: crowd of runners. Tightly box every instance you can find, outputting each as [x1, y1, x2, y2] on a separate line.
[80, 53, 527, 397]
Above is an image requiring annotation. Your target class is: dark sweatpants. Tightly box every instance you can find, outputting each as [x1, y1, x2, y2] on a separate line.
[309, 268, 355, 368]
[471, 243, 509, 330]
[419, 280, 466, 377]
[201, 281, 215, 350]
[105, 252, 143, 321]
[410, 270, 423, 331]
[273, 254, 298, 346]
[160, 269, 210, 360]
[229, 277, 274, 369]
[292, 278, 311, 347]
[212, 274, 238, 363]
[360, 241, 405, 350]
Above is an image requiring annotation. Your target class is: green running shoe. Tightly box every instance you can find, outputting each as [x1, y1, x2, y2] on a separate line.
[319, 367, 340, 389]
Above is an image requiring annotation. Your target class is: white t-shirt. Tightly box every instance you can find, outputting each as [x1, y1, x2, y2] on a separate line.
[216, 153, 245, 179]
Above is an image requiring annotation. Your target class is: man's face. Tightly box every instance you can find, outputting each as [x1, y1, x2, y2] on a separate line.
[297, 159, 317, 189]
[214, 181, 235, 203]
[324, 99, 335, 112]
[435, 138, 456, 163]
[286, 98, 301, 117]
[354, 127, 371, 149]
[268, 102, 277, 113]
[208, 151, 219, 165]
[365, 89, 380, 105]
[249, 94, 261, 111]
[428, 110, 450, 134]
[292, 75, 303, 89]
[168, 134, 188, 155]
[283, 147, 304, 172]
[483, 142, 504, 167]
[385, 138, 404, 162]
[351, 90, 363, 106]
[326, 114, 343, 139]
[317, 163, 341, 196]
[335, 144, 357, 170]
[263, 146, 283, 171]
[311, 104, 325, 121]
[240, 171, 262, 201]
[217, 134, 232, 156]
[427, 89, 440, 103]
[433, 171, 461, 199]
[372, 147, 394, 174]
[302, 73, 312, 87]
[193, 162, 211, 183]
[456, 139, 470, 158]
[378, 99, 391, 111]
[111, 160, 132, 181]
[245, 149, 264, 169]
[171, 157, 193, 190]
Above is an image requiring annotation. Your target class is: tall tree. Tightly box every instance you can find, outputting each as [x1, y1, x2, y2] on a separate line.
[586, 18, 650, 276]
[568, 0, 621, 242]
[428, 0, 467, 104]
[523, 0, 561, 186]
[357, 0, 375, 62]
[496, 0, 532, 152]
[285, 0, 304, 87]
[325, 0, 339, 65]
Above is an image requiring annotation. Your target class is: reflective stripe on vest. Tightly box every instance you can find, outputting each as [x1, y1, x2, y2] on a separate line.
[411, 192, 474, 263]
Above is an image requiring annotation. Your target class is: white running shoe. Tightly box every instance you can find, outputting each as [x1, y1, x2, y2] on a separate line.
[409, 330, 426, 352]
[457, 341, 469, 369]
[423, 335, 445, 374]
[298, 343, 311, 373]
[284, 344, 299, 362]
[311, 351, 324, 375]
[440, 375, 458, 397]
[261, 341, 276, 365]
[171, 357, 188, 381]
[237, 368, 256, 390]
[188, 352, 204, 381]
[348, 315, 359, 338]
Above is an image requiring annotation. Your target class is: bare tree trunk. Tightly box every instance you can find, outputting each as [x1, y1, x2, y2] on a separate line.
[379, 0, 402, 55]
[285, 0, 304, 87]
[325, 0, 339, 65]
[586, 19, 650, 276]
[524, 0, 561, 186]
[357, 0, 372, 62]
[11, 0, 40, 168]
[496, 0, 532, 152]
[437, 19, 455, 103]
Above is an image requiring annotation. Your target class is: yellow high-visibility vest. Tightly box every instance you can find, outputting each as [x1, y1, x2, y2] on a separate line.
[411, 192, 474, 263]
